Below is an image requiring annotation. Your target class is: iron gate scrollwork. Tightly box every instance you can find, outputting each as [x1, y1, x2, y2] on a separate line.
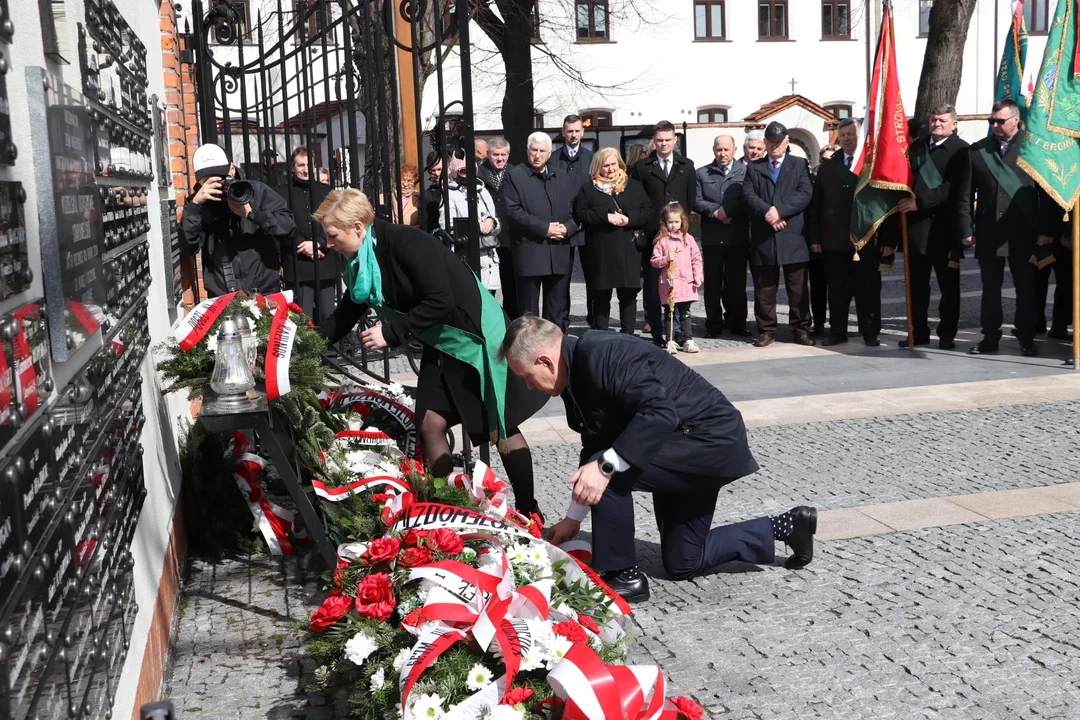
[187, 0, 482, 383]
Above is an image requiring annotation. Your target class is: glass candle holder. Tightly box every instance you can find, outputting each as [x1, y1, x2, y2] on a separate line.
[210, 317, 256, 399]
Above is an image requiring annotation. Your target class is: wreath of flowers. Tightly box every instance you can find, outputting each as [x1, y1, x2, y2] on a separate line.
[156, 292, 326, 399]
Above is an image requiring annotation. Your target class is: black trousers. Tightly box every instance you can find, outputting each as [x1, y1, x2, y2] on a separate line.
[590, 464, 774, 580]
[823, 250, 882, 339]
[978, 253, 1037, 345]
[750, 262, 811, 336]
[1034, 244, 1073, 332]
[592, 287, 639, 332]
[569, 247, 594, 327]
[701, 245, 749, 334]
[909, 248, 960, 343]
[517, 273, 571, 331]
[808, 252, 829, 331]
[294, 279, 339, 326]
[496, 246, 519, 319]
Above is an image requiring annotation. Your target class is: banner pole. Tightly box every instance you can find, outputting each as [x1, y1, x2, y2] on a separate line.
[901, 214, 915, 350]
[1073, 204, 1079, 371]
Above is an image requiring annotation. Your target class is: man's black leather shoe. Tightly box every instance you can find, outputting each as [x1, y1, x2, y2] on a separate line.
[939, 340, 956, 350]
[864, 335, 882, 347]
[730, 327, 753, 337]
[599, 567, 651, 603]
[1021, 343, 1039, 357]
[1048, 328, 1072, 340]
[784, 506, 817, 570]
[968, 343, 998, 355]
[821, 334, 848, 347]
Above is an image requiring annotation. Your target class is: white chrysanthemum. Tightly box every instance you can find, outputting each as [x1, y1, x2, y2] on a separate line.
[343, 632, 378, 666]
[519, 649, 546, 672]
[241, 298, 262, 319]
[387, 381, 405, 397]
[507, 543, 530, 567]
[346, 416, 366, 432]
[369, 667, 387, 692]
[464, 663, 493, 691]
[411, 693, 446, 720]
[393, 648, 412, 671]
[488, 706, 527, 720]
[525, 544, 551, 569]
[206, 333, 218, 353]
[544, 635, 574, 668]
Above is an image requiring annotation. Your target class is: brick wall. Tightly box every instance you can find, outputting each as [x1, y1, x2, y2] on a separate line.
[160, 1, 204, 304]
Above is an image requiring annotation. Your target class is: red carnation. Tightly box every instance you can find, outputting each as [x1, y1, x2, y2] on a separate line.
[362, 537, 401, 565]
[552, 621, 588, 644]
[527, 514, 543, 539]
[383, 510, 401, 527]
[355, 573, 397, 621]
[371, 492, 391, 504]
[400, 458, 424, 476]
[398, 546, 433, 568]
[288, 302, 304, 314]
[403, 529, 429, 547]
[500, 687, 535, 706]
[671, 697, 704, 720]
[482, 475, 505, 495]
[577, 615, 600, 635]
[430, 529, 465, 555]
[331, 568, 348, 596]
[309, 595, 353, 631]
[401, 608, 427, 629]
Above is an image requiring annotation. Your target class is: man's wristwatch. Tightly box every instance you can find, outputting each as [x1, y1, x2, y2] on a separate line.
[598, 459, 616, 478]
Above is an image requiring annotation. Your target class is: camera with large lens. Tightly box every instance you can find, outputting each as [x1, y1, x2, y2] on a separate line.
[220, 176, 254, 205]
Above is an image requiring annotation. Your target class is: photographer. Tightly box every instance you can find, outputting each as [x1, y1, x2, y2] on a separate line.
[179, 143, 297, 298]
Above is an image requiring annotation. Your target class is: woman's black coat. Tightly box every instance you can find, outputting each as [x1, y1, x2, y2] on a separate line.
[573, 178, 653, 291]
[320, 219, 546, 436]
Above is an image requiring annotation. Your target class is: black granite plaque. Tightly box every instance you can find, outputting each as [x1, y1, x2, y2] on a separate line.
[8, 422, 55, 559]
[0, 567, 50, 720]
[0, 337, 14, 452]
[0, 456, 22, 604]
[0, 181, 29, 300]
[42, 76, 105, 358]
[0, 69, 14, 166]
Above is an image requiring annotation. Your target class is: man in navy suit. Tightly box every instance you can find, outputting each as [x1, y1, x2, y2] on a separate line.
[742, 121, 816, 347]
[500, 315, 817, 602]
[551, 115, 596, 326]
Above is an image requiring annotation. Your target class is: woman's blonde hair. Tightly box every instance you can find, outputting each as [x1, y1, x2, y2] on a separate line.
[655, 202, 689, 242]
[313, 188, 375, 230]
[626, 143, 649, 168]
[589, 147, 625, 177]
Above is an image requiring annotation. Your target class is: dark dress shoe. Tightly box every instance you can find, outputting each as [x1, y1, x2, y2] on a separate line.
[706, 329, 723, 339]
[784, 506, 817, 570]
[599, 566, 650, 603]
[897, 337, 930, 348]
[1048, 328, 1072, 340]
[810, 326, 826, 337]
[1021, 343, 1039, 357]
[793, 334, 816, 346]
[821, 334, 848, 347]
[754, 334, 776, 348]
[968, 343, 999, 355]
[939, 340, 956, 350]
[730, 327, 753, 337]
[864, 335, 881, 347]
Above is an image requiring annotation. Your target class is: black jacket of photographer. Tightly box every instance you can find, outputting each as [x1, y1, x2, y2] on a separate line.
[179, 176, 297, 297]
[275, 175, 343, 287]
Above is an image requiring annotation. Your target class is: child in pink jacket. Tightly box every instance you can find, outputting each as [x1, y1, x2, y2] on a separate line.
[651, 203, 704, 353]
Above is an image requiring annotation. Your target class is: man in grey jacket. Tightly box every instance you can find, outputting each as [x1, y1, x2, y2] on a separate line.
[440, 157, 503, 293]
[695, 135, 751, 337]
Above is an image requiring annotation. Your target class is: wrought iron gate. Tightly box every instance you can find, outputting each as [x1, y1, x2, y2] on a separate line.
[186, 0, 483, 383]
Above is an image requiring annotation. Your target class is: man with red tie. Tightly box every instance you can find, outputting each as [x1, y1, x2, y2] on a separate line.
[741, 122, 816, 347]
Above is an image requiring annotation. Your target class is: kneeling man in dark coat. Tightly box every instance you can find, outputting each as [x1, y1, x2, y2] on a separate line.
[499, 316, 817, 602]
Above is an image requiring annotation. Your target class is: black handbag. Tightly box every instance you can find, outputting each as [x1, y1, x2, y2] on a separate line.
[611, 194, 649, 251]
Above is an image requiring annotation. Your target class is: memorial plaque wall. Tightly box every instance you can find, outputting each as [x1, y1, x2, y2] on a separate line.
[161, 200, 181, 322]
[0, 182, 30, 300]
[0, 54, 14, 167]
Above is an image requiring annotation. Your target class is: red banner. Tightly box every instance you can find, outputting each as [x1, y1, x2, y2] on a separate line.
[174, 292, 238, 351]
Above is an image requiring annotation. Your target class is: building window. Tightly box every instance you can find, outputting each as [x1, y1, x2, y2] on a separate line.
[694, 0, 725, 40]
[826, 103, 853, 119]
[576, 0, 609, 41]
[918, 0, 932, 37]
[758, 1, 788, 39]
[534, 110, 545, 128]
[821, 0, 850, 39]
[1025, 0, 1049, 34]
[296, 0, 335, 42]
[579, 110, 613, 128]
[213, 0, 252, 42]
[697, 107, 728, 123]
[529, 0, 542, 39]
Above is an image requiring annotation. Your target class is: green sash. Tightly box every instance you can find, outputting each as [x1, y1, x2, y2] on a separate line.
[376, 273, 510, 439]
[977, 144, 1036, 223]
[913, 144, 945, 190]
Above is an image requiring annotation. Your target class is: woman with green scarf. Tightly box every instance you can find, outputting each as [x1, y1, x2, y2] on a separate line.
[314, 189, 548, 517]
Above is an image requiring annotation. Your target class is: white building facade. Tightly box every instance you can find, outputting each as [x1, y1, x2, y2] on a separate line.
[426, 0, 1051, 165]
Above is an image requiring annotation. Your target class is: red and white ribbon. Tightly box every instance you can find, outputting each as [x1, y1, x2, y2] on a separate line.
[233, 453, 294, 555]
[174, 292, 238, 351]
[547, 643, 679, 720]
[332, 389, 420, 459]
[332, 429, 402, 455]
[448, 460, 510, 517]
[310, 475, 410, 502]
[263, 292, 297, 401]
[11, 304, 41, 414]
[399, 627, 467, 718]
[393, 502, 536, 542]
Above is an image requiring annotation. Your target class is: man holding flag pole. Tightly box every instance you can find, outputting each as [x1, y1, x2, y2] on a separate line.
[849, 0, 915, 349]
[1017, 0, 1080, 367]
